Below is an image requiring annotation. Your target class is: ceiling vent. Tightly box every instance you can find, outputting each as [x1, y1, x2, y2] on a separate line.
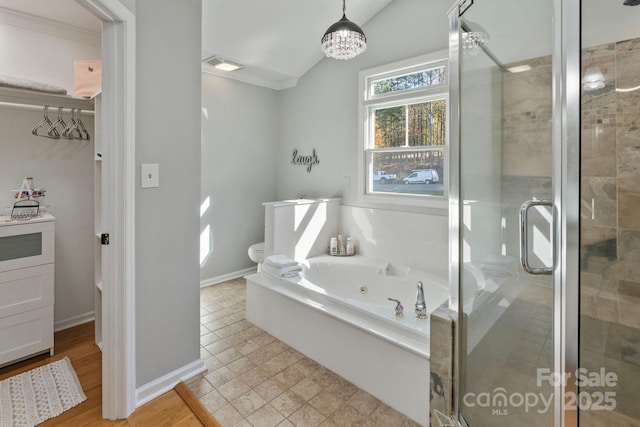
[202, 56, 245, 72]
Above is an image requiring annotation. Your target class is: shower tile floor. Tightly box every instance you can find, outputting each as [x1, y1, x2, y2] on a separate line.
[189, 278, 422, 427]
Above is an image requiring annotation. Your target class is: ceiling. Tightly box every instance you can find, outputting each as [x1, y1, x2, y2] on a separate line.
[0, 0, 392, 90]
[1, 0, 638, 89]
[201, 0, 393, 89]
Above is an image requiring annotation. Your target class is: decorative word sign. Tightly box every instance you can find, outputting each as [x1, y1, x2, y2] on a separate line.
[291, 149, 320, 173]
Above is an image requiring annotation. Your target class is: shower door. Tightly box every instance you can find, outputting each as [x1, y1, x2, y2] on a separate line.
[450, 0, 557, 425]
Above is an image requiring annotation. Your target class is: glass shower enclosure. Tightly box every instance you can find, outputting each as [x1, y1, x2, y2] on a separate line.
[448, 0, 640, 426]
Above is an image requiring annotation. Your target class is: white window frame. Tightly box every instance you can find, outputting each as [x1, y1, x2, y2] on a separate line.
[358, 50, 449, 211]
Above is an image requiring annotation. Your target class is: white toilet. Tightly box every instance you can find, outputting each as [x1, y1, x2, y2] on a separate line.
[248, 242, 265, 271]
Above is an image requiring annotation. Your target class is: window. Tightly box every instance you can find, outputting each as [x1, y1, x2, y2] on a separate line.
[359, 51, 448, 208]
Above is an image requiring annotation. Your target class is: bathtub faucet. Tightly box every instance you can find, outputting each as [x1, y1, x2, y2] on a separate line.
[387, 298, 404, 317]
[415, 281, 428, 319]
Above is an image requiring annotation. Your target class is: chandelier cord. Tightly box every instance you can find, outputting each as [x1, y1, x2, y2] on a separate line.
[343, 0, 346, 17]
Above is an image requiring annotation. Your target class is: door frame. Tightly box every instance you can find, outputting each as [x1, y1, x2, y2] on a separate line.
[77, 0, 136, 419]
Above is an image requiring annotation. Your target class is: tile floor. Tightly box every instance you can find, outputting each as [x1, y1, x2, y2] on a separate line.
[187, 278, 422, 427]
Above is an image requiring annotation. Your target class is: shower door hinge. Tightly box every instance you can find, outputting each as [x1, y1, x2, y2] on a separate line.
[459, 0, 473, 17]
[101, 233, 110, 245]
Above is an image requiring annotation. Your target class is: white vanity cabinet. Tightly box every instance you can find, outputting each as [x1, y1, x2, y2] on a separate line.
[0, 214, 55, 367]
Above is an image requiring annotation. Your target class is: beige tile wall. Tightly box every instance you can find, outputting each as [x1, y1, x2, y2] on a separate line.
[580, 39, 640, 424]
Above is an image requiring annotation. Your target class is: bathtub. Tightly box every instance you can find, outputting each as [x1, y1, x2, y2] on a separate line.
[245, 255, 449, 426]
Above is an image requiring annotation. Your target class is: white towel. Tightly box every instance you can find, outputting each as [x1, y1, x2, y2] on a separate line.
[0, 75, 67, 94]
[262, 262, 302, 279]
[265, 254, 299, 268]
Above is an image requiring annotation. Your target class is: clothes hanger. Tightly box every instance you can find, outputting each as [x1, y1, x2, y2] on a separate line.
[48, 107, 69, 139]
[32, 106, 60, 139]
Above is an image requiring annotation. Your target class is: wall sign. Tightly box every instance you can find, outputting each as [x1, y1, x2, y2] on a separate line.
[291, 148, 320, 173]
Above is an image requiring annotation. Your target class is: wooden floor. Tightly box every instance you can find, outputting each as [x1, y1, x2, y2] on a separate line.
[0, 322, 205, 426]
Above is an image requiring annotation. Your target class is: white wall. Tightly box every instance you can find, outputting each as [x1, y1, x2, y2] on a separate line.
[134, 0, 202, 387]
[0, 8, 101, 94]
[0, 13, 100, 327]
[200, 73, 278, 282]
[276, 0, 453, 275]
[340, 206, 449, 279]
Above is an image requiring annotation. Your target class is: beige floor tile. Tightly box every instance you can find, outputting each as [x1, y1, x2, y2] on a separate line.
[201, 331, 221, 346]
[289, 404, 326, 427]
[187, 376, 215, 398]
[227, 356, 257, 376]
[246, 403, 285, 427]
[205, 366, 236, 388]
[273, 364, 307, 388]
[346, 389, 381, 416]
[203, 354, 224, 372]
[309, 388, 346, 416]
[270, 389, 306, 417]
[217, 347, 244, 365]
[205, 319, 228, 331]
[200, 346, 212, 360]
[254, 378, 288, 402]
[290, 377, 325, 401]
[250, 332, 278, 347]
[231, 389, 267, 418]
[239, 366, 272, 388]
[199, 389, 228, 413]
[325, 404, 366, 427]
[325, 377, 359, 401]
[218, 377, 252, 401]
[236, 340, 261, 356]
[293, 357, 322, 376]
[370, 403, 410, 426]
[261, 351, 300, 376]
[205, 337, 236, 355]
[212, 403, 245, 427]
[277, 420, 295, 427]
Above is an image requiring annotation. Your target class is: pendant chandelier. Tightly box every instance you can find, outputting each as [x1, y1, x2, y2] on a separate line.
[321, 0, 367, 60]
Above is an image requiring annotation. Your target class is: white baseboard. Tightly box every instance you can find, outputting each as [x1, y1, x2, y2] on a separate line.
[54, 311, 95, 332]
[135, 359, 206, 407]
[200, 266, 257, 288]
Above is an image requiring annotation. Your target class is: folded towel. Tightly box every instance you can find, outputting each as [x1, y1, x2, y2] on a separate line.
[265, 254, 299, 269]
[0, 75, 67, 94]
[262, 262, 302, 279]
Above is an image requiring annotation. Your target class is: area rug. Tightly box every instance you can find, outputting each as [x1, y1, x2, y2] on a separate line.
[0, 357, 87, 427]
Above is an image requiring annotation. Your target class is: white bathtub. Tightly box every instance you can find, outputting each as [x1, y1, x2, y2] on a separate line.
[245, 255, 449, 426]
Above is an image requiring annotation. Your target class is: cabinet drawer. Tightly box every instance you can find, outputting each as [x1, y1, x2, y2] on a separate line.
[0, 264, 54, 319]
[0, 306, 53, 366]
[0, 219, 54, 272]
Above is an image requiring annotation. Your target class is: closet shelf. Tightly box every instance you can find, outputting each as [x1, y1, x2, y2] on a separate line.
[0, 86, 94, 111]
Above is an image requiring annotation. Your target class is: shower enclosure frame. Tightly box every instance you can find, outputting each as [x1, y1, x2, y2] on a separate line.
[446, 0, 581, 426]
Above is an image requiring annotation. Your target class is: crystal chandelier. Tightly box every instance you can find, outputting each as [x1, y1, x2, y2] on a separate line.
[461, 31, 489, 56]
[321, 0, 367, 60]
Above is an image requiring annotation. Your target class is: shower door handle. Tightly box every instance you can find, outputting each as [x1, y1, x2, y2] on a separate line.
[519, 200, 553, 275]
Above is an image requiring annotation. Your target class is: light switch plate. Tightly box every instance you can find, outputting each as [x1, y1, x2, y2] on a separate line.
[141, 164, 159, 188]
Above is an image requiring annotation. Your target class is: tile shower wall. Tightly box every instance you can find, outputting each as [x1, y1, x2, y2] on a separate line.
[502, 56, 553, 277]
[580, 39, 640, 425]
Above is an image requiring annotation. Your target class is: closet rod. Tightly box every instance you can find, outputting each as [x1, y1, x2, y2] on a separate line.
[0, 101, 95, 116]
[0, 86, 94, 111]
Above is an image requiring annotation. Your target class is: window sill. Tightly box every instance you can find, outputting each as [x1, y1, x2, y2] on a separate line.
[354, 192, 449, 217]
